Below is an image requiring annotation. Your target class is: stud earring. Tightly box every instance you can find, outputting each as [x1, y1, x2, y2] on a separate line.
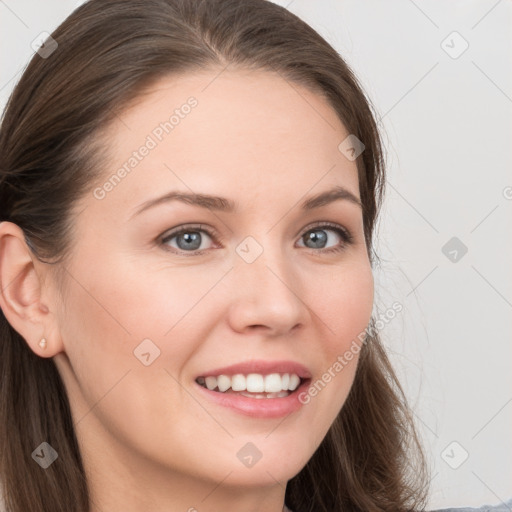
[38, 337, 47, 349]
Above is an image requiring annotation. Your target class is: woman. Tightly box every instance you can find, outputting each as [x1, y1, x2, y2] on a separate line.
[0, 1, 509, 511]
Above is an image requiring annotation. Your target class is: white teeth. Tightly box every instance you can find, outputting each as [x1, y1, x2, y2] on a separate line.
[239, 390, 291, 399]
[288, 374, 300, 391]
[240, 391, 266, 399]
[264, 373, 283, 393]
[205, 376, 217, 390]
[246, 373, 265, 393]
[197, 372, 303, 393]
[217, 374, 231, 392]
[231, 374, 246, 391]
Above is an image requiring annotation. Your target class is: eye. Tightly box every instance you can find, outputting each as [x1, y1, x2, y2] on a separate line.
[160, 224, 217, 255]
[159, 221, 354, 256]
[296, 222, 354, 254]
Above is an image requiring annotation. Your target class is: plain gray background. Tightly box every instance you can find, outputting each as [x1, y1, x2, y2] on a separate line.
[1, 0, 511, 509]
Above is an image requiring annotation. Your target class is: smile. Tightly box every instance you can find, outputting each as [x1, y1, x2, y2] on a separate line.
[196, 372, 303, 399]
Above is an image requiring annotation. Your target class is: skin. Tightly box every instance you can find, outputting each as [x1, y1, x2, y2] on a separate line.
[0, 68, 374, 512]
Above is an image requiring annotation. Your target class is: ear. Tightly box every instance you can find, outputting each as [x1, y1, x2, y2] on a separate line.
[0, 221, 63, 357]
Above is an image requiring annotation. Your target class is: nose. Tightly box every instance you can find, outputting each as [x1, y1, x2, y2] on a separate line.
[226, 245, 309, 337]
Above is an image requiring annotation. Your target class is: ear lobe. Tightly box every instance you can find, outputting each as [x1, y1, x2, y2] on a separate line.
[0, 221, 55, 354]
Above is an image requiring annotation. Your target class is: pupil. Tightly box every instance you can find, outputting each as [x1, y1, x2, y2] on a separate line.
[178, 232, 201, 250]
[307, 230, 326, 248]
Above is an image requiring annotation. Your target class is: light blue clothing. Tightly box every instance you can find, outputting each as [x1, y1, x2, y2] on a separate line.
[429, 499, 512, 512]
[284, 498, 512, 512]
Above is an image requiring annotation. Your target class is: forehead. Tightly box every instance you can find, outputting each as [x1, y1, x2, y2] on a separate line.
[91, 68, 360, 212]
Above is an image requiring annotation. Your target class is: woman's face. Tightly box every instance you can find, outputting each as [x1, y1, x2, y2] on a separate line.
[51, 69, 374, 507]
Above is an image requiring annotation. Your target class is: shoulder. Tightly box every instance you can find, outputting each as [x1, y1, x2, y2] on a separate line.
[429, 499, 512, 512]
[285, 501, 512, 512]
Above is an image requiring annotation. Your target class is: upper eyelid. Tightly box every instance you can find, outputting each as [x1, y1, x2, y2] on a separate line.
[161, 224, 218, 241]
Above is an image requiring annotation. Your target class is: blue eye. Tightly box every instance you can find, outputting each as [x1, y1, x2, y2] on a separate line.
[297, 222, 354, 253]
[160, 224, 216, 254]
[160, 222, 354, 256]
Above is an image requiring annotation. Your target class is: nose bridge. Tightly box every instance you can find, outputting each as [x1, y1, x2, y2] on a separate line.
[235, 231, 290, 290]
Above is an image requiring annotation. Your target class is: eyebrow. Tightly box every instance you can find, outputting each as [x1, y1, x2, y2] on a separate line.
[130, 185, 362, 219]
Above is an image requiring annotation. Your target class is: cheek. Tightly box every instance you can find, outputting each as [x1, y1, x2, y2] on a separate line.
[91, 255, 225, 339]
[298, 261, 373, 436]
[314, 260, 374, 350]
[55, 257, 210, 463]
[55, 267, 136, 407]
[57, 252, 223, 391]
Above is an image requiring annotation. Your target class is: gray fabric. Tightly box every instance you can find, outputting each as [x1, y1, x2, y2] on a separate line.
[284, 498, 512, 512]
[428, 499, 512, 512]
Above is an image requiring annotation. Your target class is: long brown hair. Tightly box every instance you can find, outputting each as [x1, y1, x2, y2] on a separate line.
[0, 1, 429, 510]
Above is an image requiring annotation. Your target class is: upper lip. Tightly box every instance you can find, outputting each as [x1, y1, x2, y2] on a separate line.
[196, 359, 312, 379]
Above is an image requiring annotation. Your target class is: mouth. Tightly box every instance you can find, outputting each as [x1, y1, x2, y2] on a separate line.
[193, 360, 312, 418]
[195, 372, 308, 399]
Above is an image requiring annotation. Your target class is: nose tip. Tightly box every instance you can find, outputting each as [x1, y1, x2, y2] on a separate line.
[226, 257, 307, 336]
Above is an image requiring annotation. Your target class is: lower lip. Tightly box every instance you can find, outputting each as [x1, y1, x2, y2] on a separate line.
[195, 379, 311, 418]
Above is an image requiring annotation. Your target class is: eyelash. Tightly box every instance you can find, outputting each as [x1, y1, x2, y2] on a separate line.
[159, 221, 354, 257]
